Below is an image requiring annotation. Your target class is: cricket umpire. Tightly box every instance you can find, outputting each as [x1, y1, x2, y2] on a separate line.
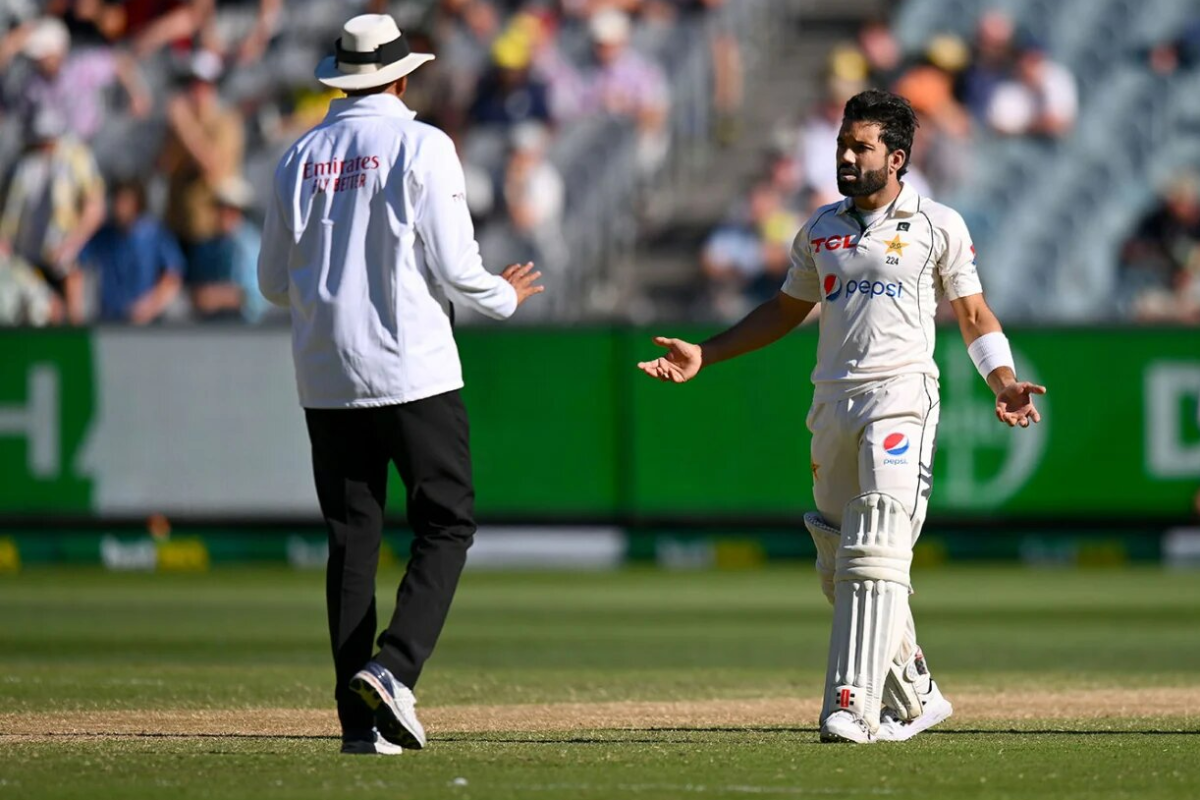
[258, 14, 543, 755]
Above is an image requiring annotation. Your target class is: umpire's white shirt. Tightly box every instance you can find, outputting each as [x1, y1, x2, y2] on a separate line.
[258, 94, 517, 408]
[781, 183, 982, 400]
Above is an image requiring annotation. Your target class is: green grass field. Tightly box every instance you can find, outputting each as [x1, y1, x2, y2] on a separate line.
[2, 565, 1199, 799]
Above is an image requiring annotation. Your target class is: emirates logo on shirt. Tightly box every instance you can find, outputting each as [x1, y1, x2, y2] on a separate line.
[303, 155, 382, 194]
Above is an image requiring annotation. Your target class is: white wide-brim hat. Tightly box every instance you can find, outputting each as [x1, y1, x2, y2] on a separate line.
[315, 14, 434, 91]
[589, 9, 631, 45]
[24, 17, 70, 60]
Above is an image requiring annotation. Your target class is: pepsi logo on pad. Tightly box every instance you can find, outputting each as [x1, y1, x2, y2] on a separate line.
[882, 432, 910, 465]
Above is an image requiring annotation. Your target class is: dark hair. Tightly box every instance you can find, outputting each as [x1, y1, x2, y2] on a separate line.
[112, 178, 147, 213]
[842, 89, 919, 178]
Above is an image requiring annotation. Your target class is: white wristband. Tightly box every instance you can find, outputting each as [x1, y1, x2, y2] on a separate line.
[967, 332, 1014, 381]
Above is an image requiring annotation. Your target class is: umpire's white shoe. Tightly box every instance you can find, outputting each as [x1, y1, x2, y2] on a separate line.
[819, 711, 875, 744]
[349, 661, 427, 750]
[876, 680, 953, 742]
[341, 728, 404, 756]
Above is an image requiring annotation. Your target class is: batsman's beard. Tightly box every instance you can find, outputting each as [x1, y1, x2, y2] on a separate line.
[837, 164, 889, 197]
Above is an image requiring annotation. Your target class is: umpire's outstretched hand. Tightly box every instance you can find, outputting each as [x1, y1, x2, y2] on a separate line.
[502, 262, 545, 306]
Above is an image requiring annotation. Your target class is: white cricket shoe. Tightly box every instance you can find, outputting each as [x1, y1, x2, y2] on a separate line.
[341, 728, 404, 756]
[819, 710, 875, 744]
[349, 660, 427, 749]
[876, 680, 953, 742]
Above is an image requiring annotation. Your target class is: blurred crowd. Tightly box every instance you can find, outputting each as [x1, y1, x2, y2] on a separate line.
[702, 8, 1084, 321]
[0, 0, 741, 326]
[1117, 17, 1200, 324]
[702, 6, 1200, 327]
[1118, 172, 1200, 324]
[3, 1, 1197, 328]
[0, 0, 279, 325]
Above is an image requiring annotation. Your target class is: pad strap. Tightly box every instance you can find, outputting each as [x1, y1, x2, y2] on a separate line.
[881, 614, 929, 721]
[804, 512, 840, 605]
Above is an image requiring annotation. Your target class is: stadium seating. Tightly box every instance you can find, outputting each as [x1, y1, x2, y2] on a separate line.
[899, 0, 1198, 320]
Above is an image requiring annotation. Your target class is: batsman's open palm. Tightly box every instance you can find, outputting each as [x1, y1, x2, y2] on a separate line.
[637, 337, 702, 383]
[995, 381, 1046, 428]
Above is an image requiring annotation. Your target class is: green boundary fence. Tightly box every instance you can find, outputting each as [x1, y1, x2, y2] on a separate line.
[1, 326, 1199, 522]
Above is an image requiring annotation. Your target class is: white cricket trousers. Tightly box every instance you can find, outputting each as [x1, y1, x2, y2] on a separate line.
[807, 374, 940, 535]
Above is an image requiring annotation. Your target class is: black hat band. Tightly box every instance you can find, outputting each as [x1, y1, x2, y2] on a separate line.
[335, 34, 411, 67]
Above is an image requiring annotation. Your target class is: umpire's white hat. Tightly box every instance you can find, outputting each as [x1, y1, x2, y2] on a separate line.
[315, 14, 434, 91]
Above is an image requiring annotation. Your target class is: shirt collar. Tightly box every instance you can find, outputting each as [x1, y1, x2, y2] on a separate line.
[835, 181, 920, 219]
[323, 93, 417, 122]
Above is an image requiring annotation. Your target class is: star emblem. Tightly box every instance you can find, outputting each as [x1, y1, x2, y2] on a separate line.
[884, 234, 909, 255]
[810, 460, 820, 482]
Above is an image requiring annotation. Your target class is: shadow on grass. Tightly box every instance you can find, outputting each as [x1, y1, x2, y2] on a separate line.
[609, 726, 1200, 736]
[928, 729, 1200, 736]
[6, 727, 1199, 743]
[438, 727, 1200, 743]
[2, 732, 336, 741]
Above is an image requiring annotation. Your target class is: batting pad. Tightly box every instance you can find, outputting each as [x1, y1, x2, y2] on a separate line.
[811, 511, 923, 719]
[803, 512, 840, 605]
[822, 492, 914, 730]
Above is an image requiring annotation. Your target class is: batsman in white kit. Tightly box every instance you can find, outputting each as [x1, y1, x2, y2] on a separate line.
[638, 90, 1045, 743]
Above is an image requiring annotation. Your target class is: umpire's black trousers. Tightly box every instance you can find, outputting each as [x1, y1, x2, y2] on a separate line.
[305, 389, 475, 735]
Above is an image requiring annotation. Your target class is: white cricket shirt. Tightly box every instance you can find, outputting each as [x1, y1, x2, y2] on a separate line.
[258, 94, 518, 409]
[781, 182, 982, 400]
